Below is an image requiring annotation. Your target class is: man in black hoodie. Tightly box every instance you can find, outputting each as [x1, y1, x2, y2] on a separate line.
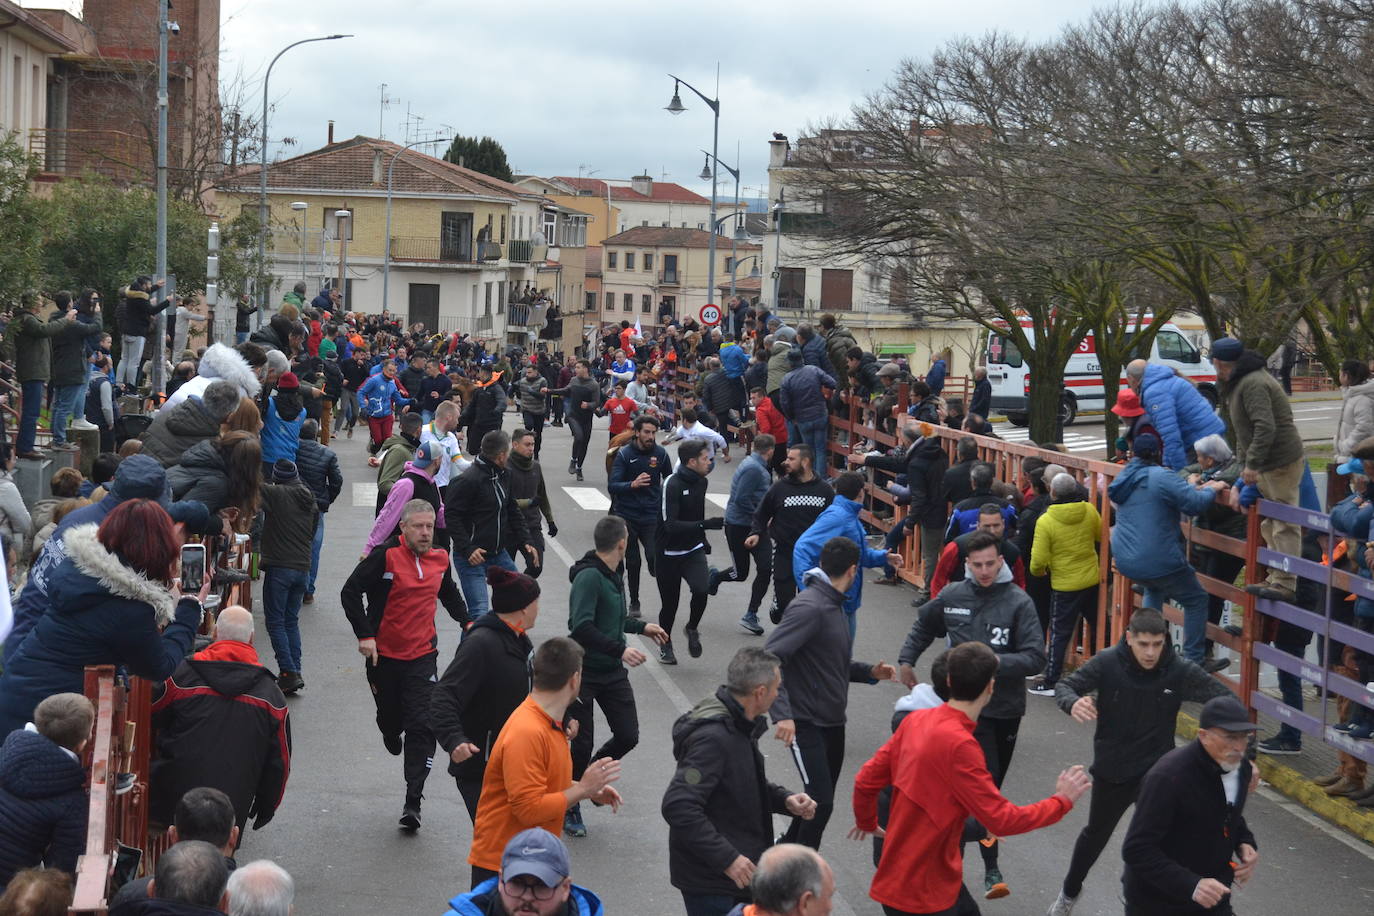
[656, 439, 725, 665]
[563, 516, 668, 838]
[430, 566, 539, 820]
[446, 430, 538, 618]
[661, 646, 814, 915]
[1047, 608, 1229, 916]
[116, 276, 168, 391]
[747, 445, 835, 622]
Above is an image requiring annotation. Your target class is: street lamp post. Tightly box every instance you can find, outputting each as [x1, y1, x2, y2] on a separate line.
[335, 210, 351, 310]
[770, 189, 785, 311]
[290, 201, 308, 291]
[666, 72, 720, 315]
[257, 34, 351, 326]
[699, 147, 747, 301]
[382, 137, 451, 315]
[152, 0, 170, 397]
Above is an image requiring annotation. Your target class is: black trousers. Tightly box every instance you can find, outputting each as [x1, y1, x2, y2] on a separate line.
[971, 715, 1020, 870]
[455, 772, 484, 822]
[781, 721, 845, 850]
[722, 523, 772, 615]
[1201, 549, 1246, 654]
[568, 413, 592, 468]
[521, 410, 546, 457]
[1046, 585, 1099, 686]
[713, 410, 736, 444]
[1026, 572, 1053, 638]
[522, 533, 545, 580]
[365, 653, 437, 799]
[657, 549, 711, 636]
[772, 539, 799, 615]
[1062, 776, 1140, 897]
[569, 666, 639, 778]
[622, 517, 659, 605]
[883, 886, 981, 916]
[550, 394, 564, 424]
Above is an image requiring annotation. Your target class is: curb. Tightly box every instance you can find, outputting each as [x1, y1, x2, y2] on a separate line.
[1176, 712, 1374, 844]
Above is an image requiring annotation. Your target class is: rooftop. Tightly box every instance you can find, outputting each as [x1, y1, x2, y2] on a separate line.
[603, 227, 761, 250]
[555, 176, 710, 205]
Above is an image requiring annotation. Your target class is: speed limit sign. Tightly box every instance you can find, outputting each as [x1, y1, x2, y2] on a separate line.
[699, 303, 722, 326]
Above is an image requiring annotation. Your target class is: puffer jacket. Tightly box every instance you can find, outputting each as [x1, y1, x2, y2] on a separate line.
[662, 687, 793, 898]
[444, 879, 603, 916]
[799, 333, 828, 370]
[1028, 498, 1101, 592]
[140, 397, 221, 467]
[719, 341, 749, 378]
[0, 728, 88, 888]
[765, 341, 793, 395]
[159, 342, 263, 415]
[0, 524, 201, 736]
[166, 439, 233, 513]
[512, 374, 548, 414]
[792, 496, 889, 619]
[824, 324, 858, 387]
[1108, 459, 1216, 580]
[1334, 378, 1374, 461]
[849, 352, 882, 400]
[1224, 351, 1304, 472]
[119, 288, 168, 337]
[1137, 364, 1225, 470]
[293, 439, 342, 513]
[778, 364, 836, 425]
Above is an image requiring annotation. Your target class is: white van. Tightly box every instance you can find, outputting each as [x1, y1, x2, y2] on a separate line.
[984, 319, 1216, 426]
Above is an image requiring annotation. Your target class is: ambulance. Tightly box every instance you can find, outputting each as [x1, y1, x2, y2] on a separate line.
[984, 317, 1216, 427]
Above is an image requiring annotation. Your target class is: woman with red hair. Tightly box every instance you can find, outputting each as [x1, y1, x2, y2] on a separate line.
[0, 499, 210, 735]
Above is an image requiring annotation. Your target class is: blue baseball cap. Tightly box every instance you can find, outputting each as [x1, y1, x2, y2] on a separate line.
[501, 828, 569, 887]
[1337, 457, 1364, 476]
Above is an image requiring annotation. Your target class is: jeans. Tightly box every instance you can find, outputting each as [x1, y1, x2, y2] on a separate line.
[262, 566, 309, 674]
[569, 667, 639, 778]
[681, 893, 745, 916]
[118, 335, 145, 388]
[1274, 628, 1313, 745]
[307, 514, 325, 596]
[1062, 777, 1141, 897]
[236, 331, 250, 344]
[17, 380, 44, 454]
[781, 722, 846, 849]
[455, 550, 518, 617]
[336, 394, 357, 432]
[1138, 566, 1211, 662]
[51, 383, 82, 444]
[797, 417, 829, 473]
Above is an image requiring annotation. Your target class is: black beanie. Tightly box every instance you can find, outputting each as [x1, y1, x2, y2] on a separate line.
[487, 565, 540, 614]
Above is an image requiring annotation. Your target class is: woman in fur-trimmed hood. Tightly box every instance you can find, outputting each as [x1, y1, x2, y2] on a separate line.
[0, 500, 205, 736]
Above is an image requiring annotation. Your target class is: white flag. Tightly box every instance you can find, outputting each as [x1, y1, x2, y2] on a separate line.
[633, 317, 642, 338]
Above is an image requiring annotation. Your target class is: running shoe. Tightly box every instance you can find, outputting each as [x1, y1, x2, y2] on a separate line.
[564, 803, 587, 838]
[685, 627, 703, 658]
[399, 796, 422, 832]
[740, 613, 764, 636]
[1046, 891, 1076, 916]
[983, 867, 1009, 900]
[659, 642, 678, 665]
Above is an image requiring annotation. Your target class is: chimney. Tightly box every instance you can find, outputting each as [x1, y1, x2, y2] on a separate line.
[372, 148, 384, 185]
[327, 120, 335, 144]
[630, 172, 652, 197]
[768, 135, 789, 169]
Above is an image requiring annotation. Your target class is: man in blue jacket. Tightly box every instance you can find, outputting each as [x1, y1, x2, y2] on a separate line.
[719, 335, 749, 380]
[1127, 359, 1225, 470]
[443, 828, 603, 916]
[792, 472, 902, 637]
[1108, 433, 1229, 665]
[608, 415, 671, 618]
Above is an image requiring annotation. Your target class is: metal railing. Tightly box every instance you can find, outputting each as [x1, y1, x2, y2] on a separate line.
[388, 237, 506, 264]
[29, 128, 150, 183]
[508, 239, 532, 263]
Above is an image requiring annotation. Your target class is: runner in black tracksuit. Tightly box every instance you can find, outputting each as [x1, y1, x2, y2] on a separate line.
[748, 446, 835, 621]
[656, 440, 724, 664]
[547, 359, 603, 479]
[608, 415, 671, 617]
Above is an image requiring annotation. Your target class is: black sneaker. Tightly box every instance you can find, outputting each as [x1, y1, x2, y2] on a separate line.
[576, 468, 584, 482]
[564, 803, 587, 838]
[769, 599, 783, 626]
[628, 601, 642, 619]
[740, 613, 764, 636]
[659, 641, 678, 665]
[685, 627, 702, 658]
[399, 796, 421, 832]
[708, 567, 725, 596]
[1257, 735, 1301, 756]
[1203, 657, 1231, 674]
[383, 733, 403, 756]
[278, 671, 304, 694]
[568, 459, 577, 475]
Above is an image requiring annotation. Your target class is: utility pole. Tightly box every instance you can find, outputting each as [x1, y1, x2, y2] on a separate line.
[152, 0, 169, 397]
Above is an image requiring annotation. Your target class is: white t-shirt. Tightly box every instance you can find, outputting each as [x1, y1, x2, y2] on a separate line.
[421, 422, 469, 488]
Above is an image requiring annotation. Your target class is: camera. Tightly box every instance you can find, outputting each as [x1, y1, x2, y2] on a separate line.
[168, 20, 180, 35]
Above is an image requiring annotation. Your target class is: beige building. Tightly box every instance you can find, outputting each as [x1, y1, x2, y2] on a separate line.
[0, 1, 77, 139]
[601, 227, 760, 330]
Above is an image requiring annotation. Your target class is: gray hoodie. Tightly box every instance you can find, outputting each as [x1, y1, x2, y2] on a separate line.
[900, 566, 1045, 720]
[764, 568, 876, 727]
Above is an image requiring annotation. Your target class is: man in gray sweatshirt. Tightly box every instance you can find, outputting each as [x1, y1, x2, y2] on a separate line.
[764, 537, 896, 851]
[898, 528, 1047, 901]
[709, 433, 777, 634]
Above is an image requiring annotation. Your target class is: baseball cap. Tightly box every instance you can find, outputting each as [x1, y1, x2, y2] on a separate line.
[1198, 695, 1259, 732]
[415, 441, 439, 464]
[1337, 457, 1364, 476]
[501, 828, 569, 887]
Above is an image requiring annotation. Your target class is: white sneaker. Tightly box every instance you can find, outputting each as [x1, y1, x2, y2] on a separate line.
[70, 419, 98, 430]
[1047, 891, 1076, 916]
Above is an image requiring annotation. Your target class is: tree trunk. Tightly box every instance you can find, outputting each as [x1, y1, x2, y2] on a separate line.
[1027, 362, 1066, 444]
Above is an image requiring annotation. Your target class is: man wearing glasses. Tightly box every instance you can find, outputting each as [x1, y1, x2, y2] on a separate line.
[443, 827, 604, 916]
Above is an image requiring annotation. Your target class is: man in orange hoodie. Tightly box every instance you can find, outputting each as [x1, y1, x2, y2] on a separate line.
[850, 641, 1091, 916]
[468, 637, 622, 890]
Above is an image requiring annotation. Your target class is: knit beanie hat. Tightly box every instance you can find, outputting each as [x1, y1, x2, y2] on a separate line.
[488, 566, 540, 615]
[272, 459, 299, 483]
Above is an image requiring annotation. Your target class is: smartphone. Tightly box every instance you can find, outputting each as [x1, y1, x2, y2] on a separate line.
[180, 543, 206, 592]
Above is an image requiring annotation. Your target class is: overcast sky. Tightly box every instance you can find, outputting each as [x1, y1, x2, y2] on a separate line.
[219, 0, 1167, 198]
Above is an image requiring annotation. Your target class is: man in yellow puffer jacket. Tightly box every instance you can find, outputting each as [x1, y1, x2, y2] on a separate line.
[1028, 472, 1102, 695]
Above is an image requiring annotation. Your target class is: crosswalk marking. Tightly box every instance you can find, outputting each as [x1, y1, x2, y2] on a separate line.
[562, 487, 612, 511]
[706, 494, 730, 509]
[352, 482, 378, 507]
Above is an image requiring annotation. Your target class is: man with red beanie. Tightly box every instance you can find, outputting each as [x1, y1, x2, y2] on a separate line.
[850, 641, 1091, 916]
[341, 498, 468, 833]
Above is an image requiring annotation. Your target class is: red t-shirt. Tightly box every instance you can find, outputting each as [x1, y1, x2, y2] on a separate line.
[604, 397, 638, 435]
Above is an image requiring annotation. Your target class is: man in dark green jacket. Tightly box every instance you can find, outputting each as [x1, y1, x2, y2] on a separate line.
[564, 515, 667, 838]
[11, 293, 76, 458]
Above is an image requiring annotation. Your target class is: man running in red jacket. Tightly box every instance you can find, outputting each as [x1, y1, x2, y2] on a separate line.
[850, 641, 1091, 916]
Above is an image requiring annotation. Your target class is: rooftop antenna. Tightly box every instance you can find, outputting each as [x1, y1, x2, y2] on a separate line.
[377, 83, 399, 139]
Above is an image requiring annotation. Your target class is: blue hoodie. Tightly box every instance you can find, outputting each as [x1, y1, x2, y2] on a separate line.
[1137, 363, 1225, 469]
[719, 342, 749, 379]
[792, 496, 889, 622]
[443, 878, 604, 916]
[1108, 459, 1217, 580]
[357, 373, 410, 418]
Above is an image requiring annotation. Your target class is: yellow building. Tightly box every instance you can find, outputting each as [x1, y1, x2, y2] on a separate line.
[219, 136, 571, 345]
[601, 227, 760, 331]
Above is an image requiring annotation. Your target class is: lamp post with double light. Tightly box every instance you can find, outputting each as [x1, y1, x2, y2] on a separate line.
[382, 137, 451, 314]
[665, 72, 721, 314]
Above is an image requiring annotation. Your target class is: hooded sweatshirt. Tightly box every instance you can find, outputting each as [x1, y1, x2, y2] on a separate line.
[1028, 499, 1101, 591]
[1108, 459, 1216, 580]
[791, 496, 889, 619]
[568, 551, 647, 673]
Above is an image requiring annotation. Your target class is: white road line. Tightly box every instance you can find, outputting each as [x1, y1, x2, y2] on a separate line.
[1254, 784, 1374, 861]
[705, 493, 730, 509]
[352, 482, 378, 507]
[562, 487, 612, 511]
[544, 534, 576, 568]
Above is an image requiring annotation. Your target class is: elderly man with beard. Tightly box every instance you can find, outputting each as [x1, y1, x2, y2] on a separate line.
[341, 499, 468, 833]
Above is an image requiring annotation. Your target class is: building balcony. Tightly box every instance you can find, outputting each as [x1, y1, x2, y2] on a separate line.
[390, 237, 505, 266]
[508, 239, 532, 263]
[29, 128, 150, 183]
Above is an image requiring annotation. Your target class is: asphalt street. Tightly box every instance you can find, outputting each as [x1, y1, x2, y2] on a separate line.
[231, 410, 1373, 916]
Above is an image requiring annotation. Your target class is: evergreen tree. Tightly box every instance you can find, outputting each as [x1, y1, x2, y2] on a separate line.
[443, 135, 514, 183]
